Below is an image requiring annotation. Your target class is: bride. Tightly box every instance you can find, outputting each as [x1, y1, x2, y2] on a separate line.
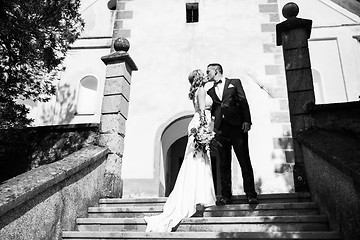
[144, 69, 216, 232]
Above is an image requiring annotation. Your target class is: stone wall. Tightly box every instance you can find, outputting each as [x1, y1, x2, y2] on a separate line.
[298, 100, 360, 240]
[0, 145, 109, 240]
[301, 139, 360, 240]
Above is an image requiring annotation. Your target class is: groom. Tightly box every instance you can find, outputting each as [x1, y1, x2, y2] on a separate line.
[206, 63, 258, 205]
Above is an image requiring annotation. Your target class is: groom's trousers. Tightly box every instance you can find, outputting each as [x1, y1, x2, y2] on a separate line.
[216, 120, 257, 199]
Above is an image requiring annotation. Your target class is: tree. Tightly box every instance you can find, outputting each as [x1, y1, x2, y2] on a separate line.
[0, 0, 84, 128]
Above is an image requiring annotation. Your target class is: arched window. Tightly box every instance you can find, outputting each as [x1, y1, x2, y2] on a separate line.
[76, 75, 98, 115]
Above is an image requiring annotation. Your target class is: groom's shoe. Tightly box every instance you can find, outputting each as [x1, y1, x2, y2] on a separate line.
[193, 204, 205, 217]
[247, 196, 259, 204]
[216, 197, 232, 206]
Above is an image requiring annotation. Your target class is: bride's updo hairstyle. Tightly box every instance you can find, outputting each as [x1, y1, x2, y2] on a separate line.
[188, 69, 204, 100]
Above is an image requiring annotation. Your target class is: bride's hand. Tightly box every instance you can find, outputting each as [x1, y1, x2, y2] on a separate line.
[209, 117, 215, 132]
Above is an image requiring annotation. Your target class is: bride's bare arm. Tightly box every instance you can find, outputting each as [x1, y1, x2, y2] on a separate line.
[196, 87, 207, 125]
[196, 87, 206, 111]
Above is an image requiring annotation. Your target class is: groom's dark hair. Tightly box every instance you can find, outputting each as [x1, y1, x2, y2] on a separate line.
[207, 63, 223, 74]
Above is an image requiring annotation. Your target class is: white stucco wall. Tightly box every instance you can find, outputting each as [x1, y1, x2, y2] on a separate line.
[121, 0, 284, 197]
[121, 0, 360, 197]
[30, 0, 360, 198]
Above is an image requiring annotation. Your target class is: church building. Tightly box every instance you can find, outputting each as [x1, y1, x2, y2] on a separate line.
[26, 0, 360, 198]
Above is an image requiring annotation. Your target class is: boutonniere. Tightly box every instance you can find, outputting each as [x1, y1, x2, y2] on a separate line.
[228, 84, 235, 88]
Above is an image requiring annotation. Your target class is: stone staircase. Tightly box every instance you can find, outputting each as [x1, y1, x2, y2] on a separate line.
[62, 193, 342, 239]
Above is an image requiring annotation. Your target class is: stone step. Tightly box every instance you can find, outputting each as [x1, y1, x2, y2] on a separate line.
[88, 202, 320, 218]
[63, 231, 342, 239]
[76, 216, 330, 232]
[98, 193, 312, 207]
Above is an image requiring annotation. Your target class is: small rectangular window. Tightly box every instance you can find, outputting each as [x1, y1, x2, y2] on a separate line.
[186, 3, 199, 23]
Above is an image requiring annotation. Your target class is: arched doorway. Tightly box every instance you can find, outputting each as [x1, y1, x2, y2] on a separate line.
[165, 136, 188, 196]
[159, 113, 221, 197]
[160, 114, 192, 197]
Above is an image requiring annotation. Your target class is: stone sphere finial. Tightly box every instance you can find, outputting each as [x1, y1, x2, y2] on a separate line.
[282, 2, 299, 19]
[114, 37, 130, 52]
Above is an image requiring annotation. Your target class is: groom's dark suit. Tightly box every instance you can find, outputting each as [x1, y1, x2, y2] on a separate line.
[207, 78, 257, 199]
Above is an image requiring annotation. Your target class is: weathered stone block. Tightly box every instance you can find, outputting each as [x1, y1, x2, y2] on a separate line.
[286, 69, 314, 92]
[112, 29, 131, 39]
[276, 75, 286, 86]
[102, 172, 123, 198]
[101, 94, 129, 118]
[261, 23, 276, 32]
[275, 163, 292, 173]
[119, 2, 125, 10]
[104, 77, 131, 101]
[259, 4, 279, 13]
[113, 20, 123, 29]
[292, 160, 308, 191]
[285, 150, 295, 163]
[282, 124, 292, 136]
[270, 112, 290, 123]
[103, 153, 122, 175]
[105, 61, 132, 82]
[289, 115, 314, 133]
[265, 65, 284, 75]
[281, 28, 309, 49]
[99, 134, 124, 155]
[288, 91, 315, 115]
[274, 53, 284, 64]
[116, 11, 133, 19]
[283, 48, 311, 70]
[268, 87, 287, 98]
[269, 13, 280, 22]
[263, 43, 281, 53]
[100, 114, 126, 135]
[101, 153, 123, 198]
[279, 99, 289, 111]
[273, 137, 293, 149]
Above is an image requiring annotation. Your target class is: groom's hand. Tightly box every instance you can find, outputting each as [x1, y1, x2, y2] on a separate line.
[242, 122, 251, 133]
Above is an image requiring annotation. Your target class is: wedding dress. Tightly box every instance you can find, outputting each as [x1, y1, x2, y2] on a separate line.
[144, 91, 216, 232]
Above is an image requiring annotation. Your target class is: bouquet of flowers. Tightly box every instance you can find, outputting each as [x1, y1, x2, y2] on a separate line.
[190, 125, 215, 157]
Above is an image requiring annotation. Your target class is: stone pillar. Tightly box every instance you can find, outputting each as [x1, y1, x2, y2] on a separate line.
[276, 3, 315, 192]
[99, 38, 138, 198]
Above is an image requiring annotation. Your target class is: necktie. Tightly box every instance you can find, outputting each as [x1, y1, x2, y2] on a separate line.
[213, 79, 222, 87]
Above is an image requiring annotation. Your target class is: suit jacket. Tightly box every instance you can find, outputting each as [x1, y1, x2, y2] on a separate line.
[207, 78, 252, 130]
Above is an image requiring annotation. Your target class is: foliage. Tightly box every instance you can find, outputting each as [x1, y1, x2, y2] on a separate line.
[190, 112, 216, 157]
[190, 125, 215, 157]
[0, 0, 84, 128]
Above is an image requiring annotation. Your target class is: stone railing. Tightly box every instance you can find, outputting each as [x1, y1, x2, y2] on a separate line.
[0, 145, 110, 240]
[311, 101, 360, 138]
[276, 3, 360, 240]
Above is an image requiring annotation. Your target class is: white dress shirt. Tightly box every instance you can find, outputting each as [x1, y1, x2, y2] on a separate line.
[215, 77, 226, 100]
